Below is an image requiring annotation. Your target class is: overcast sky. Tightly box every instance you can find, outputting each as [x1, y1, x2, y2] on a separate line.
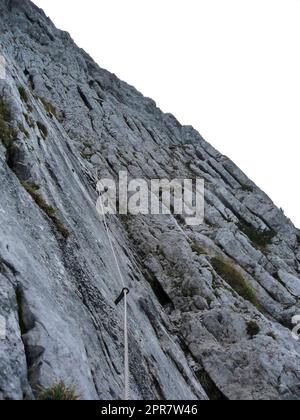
[33, 0, 300, 228]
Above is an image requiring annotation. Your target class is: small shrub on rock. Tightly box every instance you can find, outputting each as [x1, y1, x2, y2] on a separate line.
[38, 381, 79, 400]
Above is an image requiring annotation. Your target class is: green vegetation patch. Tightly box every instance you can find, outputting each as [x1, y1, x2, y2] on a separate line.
[18, 85, 29, 104]
[36, 121, 48, 139]
[0, 95, 16, 149]
[21, 181, 69, 239]
[246, 320, 260, 339]
[16, 287, 27, 336]
[37, 382, 79, 400]
[211, 257, 259, 308]
[266, 331, 277, 341]
[240, 183, 254, 193]
[238, 221, 277, 248]
[191, 241, 207, 255]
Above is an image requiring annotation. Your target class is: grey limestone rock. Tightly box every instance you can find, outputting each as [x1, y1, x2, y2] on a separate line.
[0, 0, 299, 400]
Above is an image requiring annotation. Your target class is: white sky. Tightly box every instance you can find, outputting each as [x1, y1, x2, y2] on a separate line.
[32, 0, 300, 228]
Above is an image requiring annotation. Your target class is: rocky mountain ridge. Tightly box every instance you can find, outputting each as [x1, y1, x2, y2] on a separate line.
[0, 0, 300, 400]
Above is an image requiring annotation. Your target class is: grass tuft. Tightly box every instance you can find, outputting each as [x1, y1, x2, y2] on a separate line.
[18, 85, 29, 104]
[36, 121, 48, 139]
[211, 257, 260, 309]
[37, 381, 79, 400]
[246, 320, 260, 339]
[266, 331, 277, 341]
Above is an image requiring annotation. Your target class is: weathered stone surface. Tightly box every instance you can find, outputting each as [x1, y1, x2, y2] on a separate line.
[0, 0, 299, 400]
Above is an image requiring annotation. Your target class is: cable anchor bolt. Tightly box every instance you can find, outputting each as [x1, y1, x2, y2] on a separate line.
[114, 288, 130, 306]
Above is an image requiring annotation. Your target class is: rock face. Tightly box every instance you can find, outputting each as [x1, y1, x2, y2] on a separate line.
[0, 0, 300, 401]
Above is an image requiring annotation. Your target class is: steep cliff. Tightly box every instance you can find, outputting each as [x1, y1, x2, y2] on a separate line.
[1, 0, 300, 400]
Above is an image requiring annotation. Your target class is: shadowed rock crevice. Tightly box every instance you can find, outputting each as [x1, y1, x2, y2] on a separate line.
[195, 369, 228, 401]
[15, 285, 43, 397]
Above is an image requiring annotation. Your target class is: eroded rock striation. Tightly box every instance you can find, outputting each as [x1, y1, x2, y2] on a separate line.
[0, 0, 300, 400]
